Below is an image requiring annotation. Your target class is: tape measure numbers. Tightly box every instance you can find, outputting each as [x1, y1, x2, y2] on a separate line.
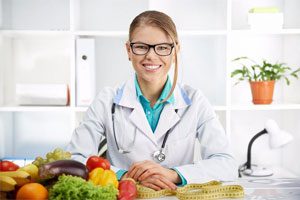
[137, 181, 244, 199]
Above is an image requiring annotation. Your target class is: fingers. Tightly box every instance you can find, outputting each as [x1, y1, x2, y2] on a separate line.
[140, 182, 161, 191]
[138, 167, 161, 181]
[127, 160, 146, 179]
[127, 160, 157, 181]
[158, 175, 177, 190]
[127, 161, 178, 191]
[140, 175, 177, 191]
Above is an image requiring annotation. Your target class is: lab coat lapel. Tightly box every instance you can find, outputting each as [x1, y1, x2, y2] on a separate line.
[129, 102, 158, 145]
[114, 76, 193, 146]
[116, 76, 157, 145]
[154, 104, 180, 141]
[154, 84, 192, 140]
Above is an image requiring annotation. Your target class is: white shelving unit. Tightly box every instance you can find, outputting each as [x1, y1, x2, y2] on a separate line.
[0, 0, 299, 177]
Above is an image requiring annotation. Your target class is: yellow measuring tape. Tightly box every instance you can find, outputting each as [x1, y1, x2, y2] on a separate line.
[137, 181, 244, 199]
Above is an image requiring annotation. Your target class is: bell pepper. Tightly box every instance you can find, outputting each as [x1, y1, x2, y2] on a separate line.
[88, 167, 118, 189]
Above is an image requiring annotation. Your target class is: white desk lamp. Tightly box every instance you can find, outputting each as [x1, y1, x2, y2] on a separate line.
[239, 119, 293, 177]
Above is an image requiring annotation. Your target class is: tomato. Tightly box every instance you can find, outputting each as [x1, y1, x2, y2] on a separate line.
[86, 156, 110, 171]
[0, 160, 20, 171]
[118, 178, 137, 200]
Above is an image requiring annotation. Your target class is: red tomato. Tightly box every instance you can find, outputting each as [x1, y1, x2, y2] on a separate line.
[86, 156, 110, 171]
[118, 178, 137, 200]
[0, 160, 20, 171]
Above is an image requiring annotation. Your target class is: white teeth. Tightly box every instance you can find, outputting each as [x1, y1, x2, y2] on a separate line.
[144, 65, 160, 70]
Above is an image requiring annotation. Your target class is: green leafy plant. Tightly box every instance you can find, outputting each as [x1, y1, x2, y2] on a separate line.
[231, 56, 300, 85]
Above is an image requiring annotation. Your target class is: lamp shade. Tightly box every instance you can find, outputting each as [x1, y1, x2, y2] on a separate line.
[265, 119, 294, 149]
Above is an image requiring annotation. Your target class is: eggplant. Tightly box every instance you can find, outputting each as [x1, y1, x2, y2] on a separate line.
[39, 160, 89, 180]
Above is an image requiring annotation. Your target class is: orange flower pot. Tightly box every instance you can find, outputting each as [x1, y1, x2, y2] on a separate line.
[250, 80, 275, 104]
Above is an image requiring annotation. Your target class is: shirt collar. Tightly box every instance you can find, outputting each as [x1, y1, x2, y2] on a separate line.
[134, 74, 174, 105]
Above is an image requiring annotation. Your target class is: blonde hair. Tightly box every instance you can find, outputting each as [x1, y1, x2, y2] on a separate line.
[129, 10, 179, 102]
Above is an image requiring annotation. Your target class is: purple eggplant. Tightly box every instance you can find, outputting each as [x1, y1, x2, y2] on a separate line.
[39, 160, 88, 180]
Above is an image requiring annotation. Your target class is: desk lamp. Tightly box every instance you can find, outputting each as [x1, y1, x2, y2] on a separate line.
[239, 119, 293, 177]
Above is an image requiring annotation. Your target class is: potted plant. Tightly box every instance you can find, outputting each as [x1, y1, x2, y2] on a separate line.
[231, 57, 300, 104]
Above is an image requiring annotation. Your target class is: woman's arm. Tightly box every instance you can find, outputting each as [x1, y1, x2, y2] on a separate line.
[174, 116, 238, 183]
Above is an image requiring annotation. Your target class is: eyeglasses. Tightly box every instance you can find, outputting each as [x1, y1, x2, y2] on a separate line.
[130, 42, 174, 56]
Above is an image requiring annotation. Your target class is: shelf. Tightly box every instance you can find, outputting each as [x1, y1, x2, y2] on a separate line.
[178, 30, 227, 36]
[74, 31, 127, 37]
[2, 29, 300, 37]
[231, 29, 300, 35]
[73, 30, 228, 37]
[0, 30, 72, 37]
[231, 104, 300, 111]
[0, 106, 72, 112]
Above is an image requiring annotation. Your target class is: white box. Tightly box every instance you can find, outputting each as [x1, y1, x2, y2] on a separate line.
[248, 13, 283, 30]
[16, 84, 69, 106]
[76, 38, 96, 106]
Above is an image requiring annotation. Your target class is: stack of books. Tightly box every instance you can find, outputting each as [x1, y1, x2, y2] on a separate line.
[248, 7, 283, 30]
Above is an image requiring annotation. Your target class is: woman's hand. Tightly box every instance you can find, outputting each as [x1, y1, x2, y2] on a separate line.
[139, 174, 176, 191]
[126, 160, 180, 187]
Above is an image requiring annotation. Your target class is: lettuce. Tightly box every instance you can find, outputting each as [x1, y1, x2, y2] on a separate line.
[49, 175, 118, 200]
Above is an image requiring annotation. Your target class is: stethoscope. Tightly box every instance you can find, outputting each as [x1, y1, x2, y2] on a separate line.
[111, 103, 178, 162]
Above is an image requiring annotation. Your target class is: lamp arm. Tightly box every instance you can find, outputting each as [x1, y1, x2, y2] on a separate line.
[245, 129, 268, 169]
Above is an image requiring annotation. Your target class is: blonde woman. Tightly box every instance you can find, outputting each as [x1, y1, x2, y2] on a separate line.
[67, 10, 237, 191]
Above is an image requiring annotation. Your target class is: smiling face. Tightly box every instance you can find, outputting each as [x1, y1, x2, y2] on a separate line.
[126, 25, 175, 86]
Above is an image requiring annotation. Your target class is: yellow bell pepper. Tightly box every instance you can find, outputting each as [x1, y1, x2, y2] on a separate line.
[88, 167, 118, 189]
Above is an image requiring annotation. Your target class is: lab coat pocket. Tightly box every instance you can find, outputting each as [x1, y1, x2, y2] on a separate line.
[114, 108, 137, 150]
[165, 130, 196, 166]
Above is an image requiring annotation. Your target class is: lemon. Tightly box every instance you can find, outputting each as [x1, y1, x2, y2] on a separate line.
[18, 164, 39, 181]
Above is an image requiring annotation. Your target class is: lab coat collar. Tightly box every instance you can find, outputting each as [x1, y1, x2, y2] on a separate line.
[114, 75, 192, 110]
[113, 76, 192, 145]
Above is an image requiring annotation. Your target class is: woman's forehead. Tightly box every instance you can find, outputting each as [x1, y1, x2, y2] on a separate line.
[130, 25, 172, 43]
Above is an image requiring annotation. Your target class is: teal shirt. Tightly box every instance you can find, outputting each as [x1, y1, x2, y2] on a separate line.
[134, 75, 174, 132]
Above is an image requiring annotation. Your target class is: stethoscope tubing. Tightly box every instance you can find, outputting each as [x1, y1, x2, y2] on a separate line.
[111, 102, 178, 161]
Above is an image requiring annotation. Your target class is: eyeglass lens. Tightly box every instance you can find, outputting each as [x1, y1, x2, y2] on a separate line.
[131, 43, 173, 56]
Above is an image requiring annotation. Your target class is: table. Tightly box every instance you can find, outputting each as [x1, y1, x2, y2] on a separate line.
[137, 178, 300, 200]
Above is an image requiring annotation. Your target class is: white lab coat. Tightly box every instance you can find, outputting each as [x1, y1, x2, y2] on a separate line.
[66, 76, 238, 183]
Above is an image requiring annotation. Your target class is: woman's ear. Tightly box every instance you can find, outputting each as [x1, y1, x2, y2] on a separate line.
[125, 41, 131, 61]
[176, 44, 181, 52]
[172, 44, 180, 63]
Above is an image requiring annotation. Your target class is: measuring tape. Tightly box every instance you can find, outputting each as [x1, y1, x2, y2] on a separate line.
[137, 180, 244, 199]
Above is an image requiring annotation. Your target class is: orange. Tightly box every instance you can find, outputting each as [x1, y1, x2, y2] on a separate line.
[16, 183, 48, 200]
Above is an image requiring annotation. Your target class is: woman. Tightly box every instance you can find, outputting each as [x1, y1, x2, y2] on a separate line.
[67, 10, 237, 191]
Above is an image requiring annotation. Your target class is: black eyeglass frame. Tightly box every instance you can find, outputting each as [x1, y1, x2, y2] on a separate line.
[130, 42, 175, 56]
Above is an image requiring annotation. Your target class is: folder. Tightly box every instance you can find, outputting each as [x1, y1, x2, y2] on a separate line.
[76, 38, 96, 106]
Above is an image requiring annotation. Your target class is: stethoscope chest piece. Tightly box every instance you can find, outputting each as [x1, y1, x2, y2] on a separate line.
[153, 150, 166, 162]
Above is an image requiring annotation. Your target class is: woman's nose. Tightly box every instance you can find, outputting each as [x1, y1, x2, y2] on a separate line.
[145, 47, 157, 58]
